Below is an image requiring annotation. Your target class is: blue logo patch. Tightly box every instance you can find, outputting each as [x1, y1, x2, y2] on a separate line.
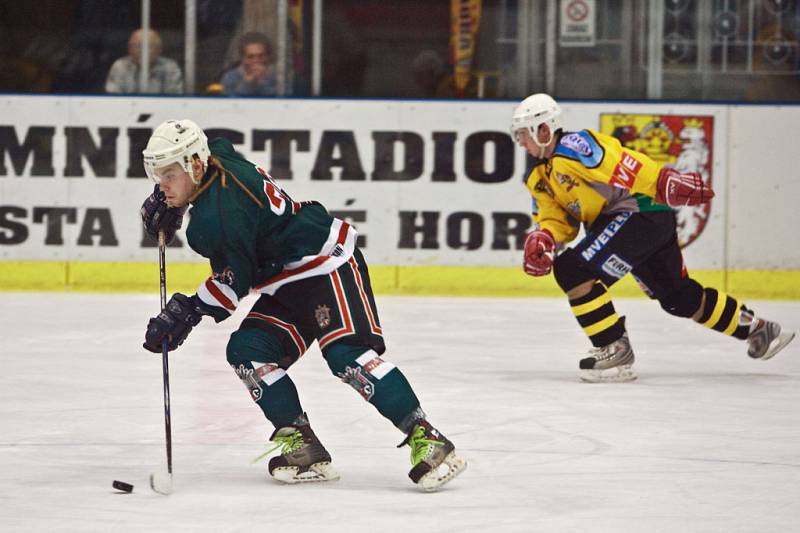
[556, 131, 604, 168]
[561, 133, 593, 156]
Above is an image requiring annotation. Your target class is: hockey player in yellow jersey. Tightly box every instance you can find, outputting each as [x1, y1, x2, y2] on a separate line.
[512, 94, 795, 382]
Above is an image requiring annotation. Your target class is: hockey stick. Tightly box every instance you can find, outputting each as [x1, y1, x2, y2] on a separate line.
[150, 229, 174, 495]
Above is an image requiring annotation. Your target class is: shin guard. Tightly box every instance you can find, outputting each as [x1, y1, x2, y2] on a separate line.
[569, 281, 626, 347]
[227, 328, 304, 428]
[324, 345, 421, 430]
[697, 288, 750, 339]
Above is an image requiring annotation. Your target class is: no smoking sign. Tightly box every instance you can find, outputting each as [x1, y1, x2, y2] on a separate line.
[566, 0, 589, 22]
[560, 0, 596, 47]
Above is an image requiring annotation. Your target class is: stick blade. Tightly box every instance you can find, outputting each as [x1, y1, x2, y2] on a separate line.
[150, 470, 173, 495]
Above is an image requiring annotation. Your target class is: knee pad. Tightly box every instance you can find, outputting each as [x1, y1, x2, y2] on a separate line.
[227, 328, 291, 403]
[658, 278, 703, 318]
[226, 328, 284, 366]
[553, 249, 596, 292]
[323, 343, 362, 375]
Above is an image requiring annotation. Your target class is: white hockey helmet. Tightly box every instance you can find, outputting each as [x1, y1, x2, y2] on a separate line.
[142, 119, 210, 184]
[510, 93, 563, 142]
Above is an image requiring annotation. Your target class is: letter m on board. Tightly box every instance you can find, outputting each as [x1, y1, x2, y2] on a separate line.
[0, 126, 56, 176]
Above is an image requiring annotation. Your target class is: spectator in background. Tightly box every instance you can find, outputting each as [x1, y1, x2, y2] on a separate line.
[411, 49, 479, 99]
[219, 32, 277, 96]
[321, 9, 367, 96]
[105, 28, 183, 94]
[412, 50, 448, 98]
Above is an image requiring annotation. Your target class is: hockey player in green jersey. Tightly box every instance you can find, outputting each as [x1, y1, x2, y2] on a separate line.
[511, 94, 795, 383]
[139, 119, 466, 490]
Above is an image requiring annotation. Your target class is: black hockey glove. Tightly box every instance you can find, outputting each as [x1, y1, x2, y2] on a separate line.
[141, 184, 187, 245]
[143, 293, 204, 353]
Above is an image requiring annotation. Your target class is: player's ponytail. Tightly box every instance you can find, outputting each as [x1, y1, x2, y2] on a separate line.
[187, 155, 264, 208]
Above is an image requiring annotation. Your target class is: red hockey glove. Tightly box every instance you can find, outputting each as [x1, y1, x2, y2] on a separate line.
[523, 229, 556, 277]
[655, 167, 715, 207]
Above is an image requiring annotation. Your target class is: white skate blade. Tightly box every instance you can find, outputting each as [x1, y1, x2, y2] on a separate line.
[416, 451, 467, 492]
[270, 462, 340, 484]
[580, 364, 637, 383]
[149, 470, 173, 495]
[757, 330, 796, 361]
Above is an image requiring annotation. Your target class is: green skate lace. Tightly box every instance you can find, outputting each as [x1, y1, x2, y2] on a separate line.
[406, 425, 443, 466]
[250, 430, 304, 464]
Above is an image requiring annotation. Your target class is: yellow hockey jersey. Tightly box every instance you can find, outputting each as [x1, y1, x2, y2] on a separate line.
[525, 129, 666, 244]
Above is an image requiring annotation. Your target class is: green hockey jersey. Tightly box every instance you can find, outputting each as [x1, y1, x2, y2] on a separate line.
[187, 138, 357, 322]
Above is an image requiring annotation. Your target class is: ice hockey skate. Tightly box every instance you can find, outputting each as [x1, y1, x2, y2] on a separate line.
[747, 318, 796, 361]
[579, 332, 636, 383]
[398, 420, 466, 492]
[261, 419, 339, 484]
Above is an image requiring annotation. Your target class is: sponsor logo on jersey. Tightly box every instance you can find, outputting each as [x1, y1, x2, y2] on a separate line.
[212, 266, 236, 287]
[314, 304, 332, 328]
[338, 366, 375, 400]
[580, 212, 632, 261]
[566, 200, 582, 220]
[610, 153, 643, 189]
[557, 173, 580, 192]
[533, 178, 554, 197]
[601, 254, 633, 279]
[561, 133, 593, 156]
[600, 113, 715, 247]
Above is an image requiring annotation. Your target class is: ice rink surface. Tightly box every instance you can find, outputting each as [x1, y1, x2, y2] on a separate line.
[1, 292, 798, 533]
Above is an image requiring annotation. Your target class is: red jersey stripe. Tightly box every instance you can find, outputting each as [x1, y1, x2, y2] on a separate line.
[205, 279, 237, 311]
[246, 312, 308, 354]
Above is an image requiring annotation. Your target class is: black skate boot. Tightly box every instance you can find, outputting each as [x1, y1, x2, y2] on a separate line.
[579, 331, 636, 383]
[262, 415, 339, 484]
[398, 420, 466, 492]
[747, 317, 796, 360]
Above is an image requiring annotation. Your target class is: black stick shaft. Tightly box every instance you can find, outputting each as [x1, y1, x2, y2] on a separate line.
[158, 230, 173, 475]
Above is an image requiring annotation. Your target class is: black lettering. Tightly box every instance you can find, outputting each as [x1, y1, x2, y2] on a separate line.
[446, 211, 483, 250]
[371, 132, 423, 181]
[77, 208, 118, 246]
[0, 126, 55, 176]
[64, 127, 118, 177]
[0, 206, 28, 244]
[432, 132, 457, 182]
[398, 211, 439, 249]
[464, 132, 514, 183]
[252, 130, 310, 180]
[311, 131, 366, 180]
[32, 207, 77, 245]
[491, 212, 531, 250]
[127, 128, 152, 178]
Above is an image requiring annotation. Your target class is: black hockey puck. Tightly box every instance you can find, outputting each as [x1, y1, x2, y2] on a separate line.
[112, 480, 134, 493]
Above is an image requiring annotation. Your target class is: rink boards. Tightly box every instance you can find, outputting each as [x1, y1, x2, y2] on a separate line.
[0, 95, 797, 298]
